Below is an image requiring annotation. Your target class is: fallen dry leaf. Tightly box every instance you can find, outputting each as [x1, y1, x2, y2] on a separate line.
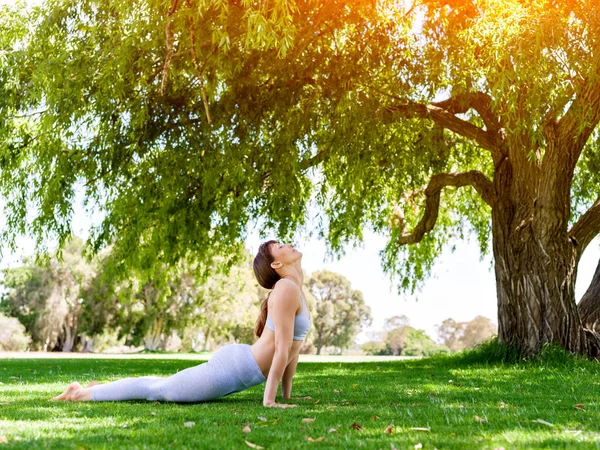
[183, 421, 195, 427]
[473, 416, 487, 423]
[303, 396, 312, 400]
[457, 405, 465, 409]
[371, 415, 380, 420]
[565, 430, 583, 436]
[352, 383, 358, 388]
[245, 440, 264, 449]
[498, 401, 506, 409]
[0, 436, 7, 444]
[257, 416, 267, 422]
[313, 400, 320, 405]
[151, 412, 156, 416]
[302, 418, 316, 423]
[532, 419, 554, 427]
[411, 427, 430, 432]
[333, 389, 341, 393]
[326, 406, 337, 410]
[493, 447, 506, 450]
[305, 437, 326, 442]
[327, 428, 337, 433]
[242, 426, 251, 433]
[351, 422, 363, 431]
[384, 424, 394, 434]
[574, 404, 585, 410]
[414, 443, 423, 450]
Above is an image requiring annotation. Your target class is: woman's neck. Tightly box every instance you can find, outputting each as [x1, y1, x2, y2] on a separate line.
[278, 265, 303, 287]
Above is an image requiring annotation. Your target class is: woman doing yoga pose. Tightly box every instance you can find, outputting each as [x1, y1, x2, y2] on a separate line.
[51, 240, 311, 409]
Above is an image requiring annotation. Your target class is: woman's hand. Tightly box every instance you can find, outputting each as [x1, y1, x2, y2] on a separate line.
[264, 402, 297, 408]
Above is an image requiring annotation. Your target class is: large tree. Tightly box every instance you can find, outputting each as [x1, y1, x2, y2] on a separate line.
[2, 0, 600, 356]
[306, 270, 372, 355]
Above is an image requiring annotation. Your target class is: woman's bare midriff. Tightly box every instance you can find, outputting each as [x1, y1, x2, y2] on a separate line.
[250, 330, 303, 379]
[249, 297, 306, 379]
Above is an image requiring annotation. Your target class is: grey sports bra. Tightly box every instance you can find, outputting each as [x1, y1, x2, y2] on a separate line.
[264, 278, 312, 340]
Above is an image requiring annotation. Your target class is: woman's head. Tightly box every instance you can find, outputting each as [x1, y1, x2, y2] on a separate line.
[253, 240, 303, 288]
[253, 240, 281, 289]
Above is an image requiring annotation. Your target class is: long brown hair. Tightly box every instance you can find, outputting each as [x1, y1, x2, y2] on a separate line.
[253, 240, 281, 337]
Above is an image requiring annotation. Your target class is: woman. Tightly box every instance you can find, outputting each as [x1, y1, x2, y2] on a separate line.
[51, 240, 311, 409]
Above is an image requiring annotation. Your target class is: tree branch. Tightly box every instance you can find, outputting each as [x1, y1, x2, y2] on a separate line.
[384, 100, 500, 154]
[554, 79, 600, 167]
[569, 196, 600, 255]
[432, 92, 502, 135]
[392, 171, 496, 246]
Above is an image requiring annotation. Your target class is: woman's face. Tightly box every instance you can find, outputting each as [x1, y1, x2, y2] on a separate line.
[269, 242, 302, 269]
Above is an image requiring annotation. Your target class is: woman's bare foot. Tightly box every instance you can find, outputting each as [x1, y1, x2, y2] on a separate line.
[86, 380, 99, 388]
[50, 382, 92, 401]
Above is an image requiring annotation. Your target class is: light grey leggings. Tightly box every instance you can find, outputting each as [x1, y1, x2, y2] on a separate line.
[90, 344, 267, 402]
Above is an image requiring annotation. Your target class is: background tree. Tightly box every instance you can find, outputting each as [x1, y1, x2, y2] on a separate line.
[384, 325, 412, 356]
[436, 316, 497, 352]
[436, 319, 467, 352]
[460, 316, 497, 349]
[1, 237, 97, 351]
[384, 315, 410, 331]
[3, 1, 600, 356]
[363, 315, 449, 356]
[306, 270, 372, 355]
[181, 250, 261, 351]
[402, 329, 450, 357]
[0, 313, 31, 351]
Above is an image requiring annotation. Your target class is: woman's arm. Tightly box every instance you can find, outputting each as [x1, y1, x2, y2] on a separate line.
[281, 354, 299, 399]
[263, 282, 297, 407]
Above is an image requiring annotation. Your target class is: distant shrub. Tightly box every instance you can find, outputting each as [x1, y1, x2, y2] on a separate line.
[0, 314, 31, 351]
[402, 329, 450, 357]
[362, 341, 391, 355]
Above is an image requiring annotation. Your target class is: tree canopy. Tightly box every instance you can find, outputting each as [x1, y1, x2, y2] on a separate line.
[3, 0, 600, 354]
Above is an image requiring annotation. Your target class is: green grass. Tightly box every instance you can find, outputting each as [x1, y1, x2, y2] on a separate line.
[1, 343, 600, 449]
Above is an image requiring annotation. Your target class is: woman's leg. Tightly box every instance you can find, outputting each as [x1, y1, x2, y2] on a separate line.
[89, 344, 266, 402]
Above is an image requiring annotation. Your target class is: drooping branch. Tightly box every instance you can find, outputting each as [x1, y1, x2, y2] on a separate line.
[186, 0, 212, 125]
[392, 171, 496, 246]
[384, 100, 500, 154]
[160, 0, 179, 96]
[569, 196, 600, 255]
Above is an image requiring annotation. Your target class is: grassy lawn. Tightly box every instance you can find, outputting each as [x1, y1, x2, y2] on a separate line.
[1, 344, 599, 449]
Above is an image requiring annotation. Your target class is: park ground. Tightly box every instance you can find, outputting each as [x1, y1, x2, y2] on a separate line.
[0, 344, 599, 449]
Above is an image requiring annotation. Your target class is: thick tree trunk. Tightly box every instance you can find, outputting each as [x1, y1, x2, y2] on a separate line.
[143, 316, 164, 351]
[491, 154, 593, 356]
[577, 259, 600, 357]
[493, 228, 587, 354]
[578, 258, 600, 333]
[203, 327, 212, 351]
